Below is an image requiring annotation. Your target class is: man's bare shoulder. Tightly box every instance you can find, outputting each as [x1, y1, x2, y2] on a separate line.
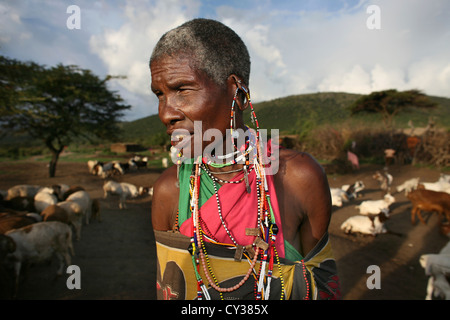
[151, 165, 179, 231]
[276, 148, 326, 182]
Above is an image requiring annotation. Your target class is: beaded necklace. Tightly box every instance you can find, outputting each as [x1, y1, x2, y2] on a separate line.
[185, 88, 286, 299]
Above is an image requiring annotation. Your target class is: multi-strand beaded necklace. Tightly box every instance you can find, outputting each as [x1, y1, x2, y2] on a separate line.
[185, 87, 285, 300]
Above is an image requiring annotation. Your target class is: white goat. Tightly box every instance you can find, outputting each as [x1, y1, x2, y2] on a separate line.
[341, 208, 390, 236]
[103, 181, 139, 209]
[421, 175, 450, 194]
[396, 177, 420, 195]
[66, 190, 93, 225]
[33, 187, 58, 213]
[420, 241, 450, 300]
[330, 181, 365, 207]
[4, 221, 74, 298]
[355, 194, 395, 216]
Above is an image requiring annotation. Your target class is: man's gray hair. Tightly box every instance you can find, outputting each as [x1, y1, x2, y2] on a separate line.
[150, 18, 251, 87]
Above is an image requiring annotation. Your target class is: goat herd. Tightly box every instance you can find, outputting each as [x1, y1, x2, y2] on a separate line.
[1, 154, 449, 300]
[0, 155, 155, 299]
[331, 169, 450, 300]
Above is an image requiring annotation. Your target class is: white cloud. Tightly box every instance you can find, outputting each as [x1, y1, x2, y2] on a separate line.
[89, 0, 201, 118]
[1, 0, 449, 120]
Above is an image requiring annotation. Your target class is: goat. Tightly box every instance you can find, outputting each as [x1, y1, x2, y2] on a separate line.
[139, 186, 153, 197]
[3, 221, 74, 298]
[33, 187, 58, 213]
[341, 180, 365, 200]
[0, 210, 41, 234]
[0, 196, 36, 212]
[420, 241, 450, 300]
[407, 188, 450, 225]
[421, 175, 450, 194]
[6, 185, 42, 200]
[373, 171, 393, 194]
[396, 177, 420, 195]
[341, 208, 390, 236]
[66, 190, 94, 225]
[103, 181, 139, 209]
[355, 194, 395, 216]
[40, 204, 69, 224]
[56, 201, 84, 240]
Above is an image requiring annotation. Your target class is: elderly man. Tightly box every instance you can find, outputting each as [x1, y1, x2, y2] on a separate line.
[150, 18, 340, 300]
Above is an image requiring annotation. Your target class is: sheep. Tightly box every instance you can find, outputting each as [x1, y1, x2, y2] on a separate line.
[341, 208, 390, 236]
[103, 180, 139, 209]
[66, 190, 90, 224]
[355, 194, 396, 216]
[420, 241, 450, 300]
[3, 221, 74, 298]
[139, 186, 153, 197]
[373, 171, 393, 194]
[407, 188, 450, 225]
[33, 187, 58, 213]
[396, 177, 420, 195]
[6, 185, 42, 200]
[56, 201, 84, 240]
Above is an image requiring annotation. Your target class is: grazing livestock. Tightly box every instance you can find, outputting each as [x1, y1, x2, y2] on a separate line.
[420, 241, 450, 300]
[40, 205, 69, 224]
[6, 185, 42, 200]
[396, 177, 420, 195]
[0, 196, 35, 212]
[421, 175, 450, 194]
[61, 185, 85, 201]
[3, 221, 74, 298]
[66, 190, 95, 225]
[103, 181, 139, 209]
[373, 171, 393, 194]
[0, 211, 41, 234]
[341, 180, 365, 200]
[407, 188, 450, 225]
[56, 201, 84, 240]
[330, 181, 365, 207]
[139, 186, 153, 197]
[341, 209, 390, 236]
[130, 156, 148, 169]
[355, 194, 395, 216]
[33, 187, 58, 213]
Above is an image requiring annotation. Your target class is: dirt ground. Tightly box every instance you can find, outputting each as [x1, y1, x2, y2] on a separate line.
[0, 159, 448, 300]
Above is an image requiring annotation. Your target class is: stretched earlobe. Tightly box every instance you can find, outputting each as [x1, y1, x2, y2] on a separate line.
[230, 75, 250, 111]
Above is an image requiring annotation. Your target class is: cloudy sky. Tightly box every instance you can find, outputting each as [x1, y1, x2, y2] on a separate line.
[1, 0, 449, 121]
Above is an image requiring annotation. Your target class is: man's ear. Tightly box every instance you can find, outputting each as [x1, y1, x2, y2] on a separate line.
[228, 74, 249, 111]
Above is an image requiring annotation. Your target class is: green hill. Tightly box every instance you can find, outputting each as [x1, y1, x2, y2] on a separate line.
[120, 91, 450, 141]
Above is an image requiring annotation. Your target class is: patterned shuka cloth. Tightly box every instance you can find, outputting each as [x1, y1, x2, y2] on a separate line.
[154, 161, 341, 300]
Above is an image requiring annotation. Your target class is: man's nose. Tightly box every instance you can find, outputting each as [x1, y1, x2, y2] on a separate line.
[158, 96, 184, 127]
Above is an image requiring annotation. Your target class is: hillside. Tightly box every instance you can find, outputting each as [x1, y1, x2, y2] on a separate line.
[120, 91, 450, 140]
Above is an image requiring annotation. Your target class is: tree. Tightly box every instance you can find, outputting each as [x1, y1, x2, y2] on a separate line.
[349, 89, 437, 130]
[0, 55, 131, 177]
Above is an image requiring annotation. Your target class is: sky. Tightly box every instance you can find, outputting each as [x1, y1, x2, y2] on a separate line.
[1, 0, 449, 121]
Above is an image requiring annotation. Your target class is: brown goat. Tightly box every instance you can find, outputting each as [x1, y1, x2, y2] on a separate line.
[407, 188, 450, 225]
